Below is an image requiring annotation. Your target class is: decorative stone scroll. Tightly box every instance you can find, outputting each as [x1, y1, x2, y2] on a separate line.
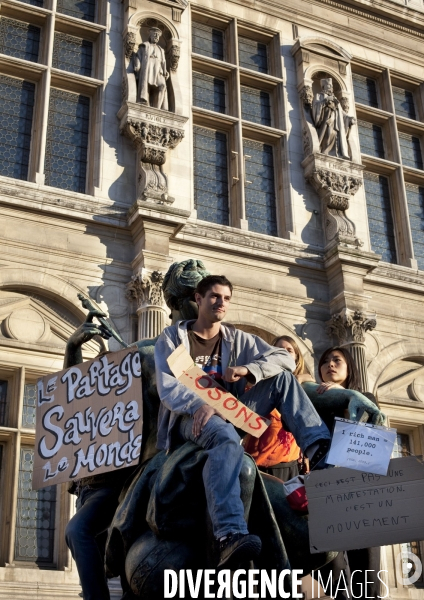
[292, 37, 364, 247]
[126, 269, 168, 339]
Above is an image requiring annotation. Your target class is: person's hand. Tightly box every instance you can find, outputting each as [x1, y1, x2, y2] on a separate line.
[316, 381, 345, 394]
[223, 366, 249, 382]
[192, 405, 225, 437]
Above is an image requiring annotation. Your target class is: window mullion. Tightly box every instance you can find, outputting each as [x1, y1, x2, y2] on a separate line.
[34, 8, 55, 183]
[7, 366, 24, 565]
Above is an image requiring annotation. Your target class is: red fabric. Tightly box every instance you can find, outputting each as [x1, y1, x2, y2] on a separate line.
[284, 476, 308, 513]
[243, 409, 301, 467]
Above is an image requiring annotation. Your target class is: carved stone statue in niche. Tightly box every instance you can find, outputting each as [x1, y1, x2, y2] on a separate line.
[312, 78, 350, 159]
[133, 27, 169, 110]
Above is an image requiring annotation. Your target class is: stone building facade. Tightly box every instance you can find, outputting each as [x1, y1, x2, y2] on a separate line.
[0, 0, 423, 597]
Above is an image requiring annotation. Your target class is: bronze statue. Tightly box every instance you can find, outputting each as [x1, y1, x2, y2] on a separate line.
[66, 259, 383, 599]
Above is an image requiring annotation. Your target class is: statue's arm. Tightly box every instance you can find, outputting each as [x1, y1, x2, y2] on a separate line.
[63, 318, 111, 368]
[301, 382, 385, 426]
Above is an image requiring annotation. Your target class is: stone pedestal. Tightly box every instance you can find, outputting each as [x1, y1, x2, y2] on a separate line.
[302, 154, 364, 247]
[117, 103, 187, 204]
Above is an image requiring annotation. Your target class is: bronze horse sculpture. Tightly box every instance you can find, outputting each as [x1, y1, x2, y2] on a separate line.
[64, 259, 382, 599]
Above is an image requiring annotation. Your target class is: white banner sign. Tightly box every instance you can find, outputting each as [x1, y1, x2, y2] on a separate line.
[326, 418, 397, 475]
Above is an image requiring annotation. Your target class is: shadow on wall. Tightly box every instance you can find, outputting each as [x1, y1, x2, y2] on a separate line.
[281, 42, 324, 249]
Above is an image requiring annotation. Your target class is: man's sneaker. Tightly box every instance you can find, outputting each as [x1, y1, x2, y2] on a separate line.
[217, 533, 262, 569]
[308, 439, 331, 471]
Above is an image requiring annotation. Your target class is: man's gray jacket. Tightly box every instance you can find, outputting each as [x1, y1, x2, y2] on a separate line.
[154, 320, 296, 451]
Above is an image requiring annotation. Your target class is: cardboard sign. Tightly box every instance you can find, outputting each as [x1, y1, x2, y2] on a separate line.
[326, 418, 397, 475]
[167, 344, 269, 438]
[305, 456, 424, 553]
[33, 348, 143, 490]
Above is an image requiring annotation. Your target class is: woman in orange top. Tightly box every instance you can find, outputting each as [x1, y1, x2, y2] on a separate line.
[243, 335, 313, 481]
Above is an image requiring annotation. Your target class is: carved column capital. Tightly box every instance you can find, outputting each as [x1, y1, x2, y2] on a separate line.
[326, 309, 377, 345]
[126, 269, 165, 309]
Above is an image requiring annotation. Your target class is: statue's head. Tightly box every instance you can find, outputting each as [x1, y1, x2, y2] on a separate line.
[149, 27, 162, 43]
[163, 259, 210, 322]
[321, 77, 333, 94]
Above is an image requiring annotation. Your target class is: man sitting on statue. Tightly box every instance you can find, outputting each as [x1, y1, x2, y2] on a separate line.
[154, 274, 333, 570]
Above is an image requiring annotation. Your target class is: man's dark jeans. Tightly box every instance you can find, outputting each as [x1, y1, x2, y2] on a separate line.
[65, 486, 120, 600]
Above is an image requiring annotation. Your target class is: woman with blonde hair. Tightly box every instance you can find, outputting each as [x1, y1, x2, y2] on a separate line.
[243, 334, 313, 481]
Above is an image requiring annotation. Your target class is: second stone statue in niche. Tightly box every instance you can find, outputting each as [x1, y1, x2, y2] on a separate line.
[312, 77, 353, 160]
[133, 27, 169, 110]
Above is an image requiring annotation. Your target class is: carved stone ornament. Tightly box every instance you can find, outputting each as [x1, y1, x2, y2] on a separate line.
[168, 43, 180, 72]
[303, 154, 364, 247]
[125, 31, 136, 59]
[300, 85, 313, 108]
[326, 309, 377, 344]
[126, 269, 165, 308]
[290, 37, 367, 248]
[117, 102, 187, 204]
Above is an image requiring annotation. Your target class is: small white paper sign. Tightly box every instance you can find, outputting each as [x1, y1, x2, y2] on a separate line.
[326, 418, 397, 475]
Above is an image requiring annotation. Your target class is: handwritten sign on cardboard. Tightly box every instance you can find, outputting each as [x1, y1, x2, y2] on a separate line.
[33, 348, 143, 490]
[305, 456, 424, 553]
[167, 344, 269, 438]
[326, 418, 397, 475]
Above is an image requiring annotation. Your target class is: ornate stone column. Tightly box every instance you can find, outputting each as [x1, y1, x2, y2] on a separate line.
[126, 269, 168, 339]
[326, 309, 377, 392]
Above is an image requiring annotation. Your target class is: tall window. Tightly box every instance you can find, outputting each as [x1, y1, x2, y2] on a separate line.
[193, 73, 226, 113]
[241, 86, 271, 126]
[364, 173, 397, 264]
[22, 383, 36, 428]
[358, 121, 385, 159]
[238, 37, 268, 74]
[192, 22, 224, 61]
[14, 448, 56, 563]
[393, 86, 417, 120]
[191, 15, 283, 235]
[0, 371, 60, 567]
[0, 0, 100, 194]
[406, 184, 424, 270]
[0, 18, 40, 62]
[352, 73, 379, 108]
[0, 76, 35, 181]
[0, 381, 7, 426]
[399, 133, 423, 170]
[353, 66, 424, 271]
[45, 90, 90, 194]
[193, 127, 229, 225]
[243, 140, 277, 236]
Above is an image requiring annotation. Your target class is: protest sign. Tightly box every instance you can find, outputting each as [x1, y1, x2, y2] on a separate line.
[305, 456, 424, 553]
[167, 344, 269, 437]
[326, 418, 396, 475]
[33, 348, 143, 490]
